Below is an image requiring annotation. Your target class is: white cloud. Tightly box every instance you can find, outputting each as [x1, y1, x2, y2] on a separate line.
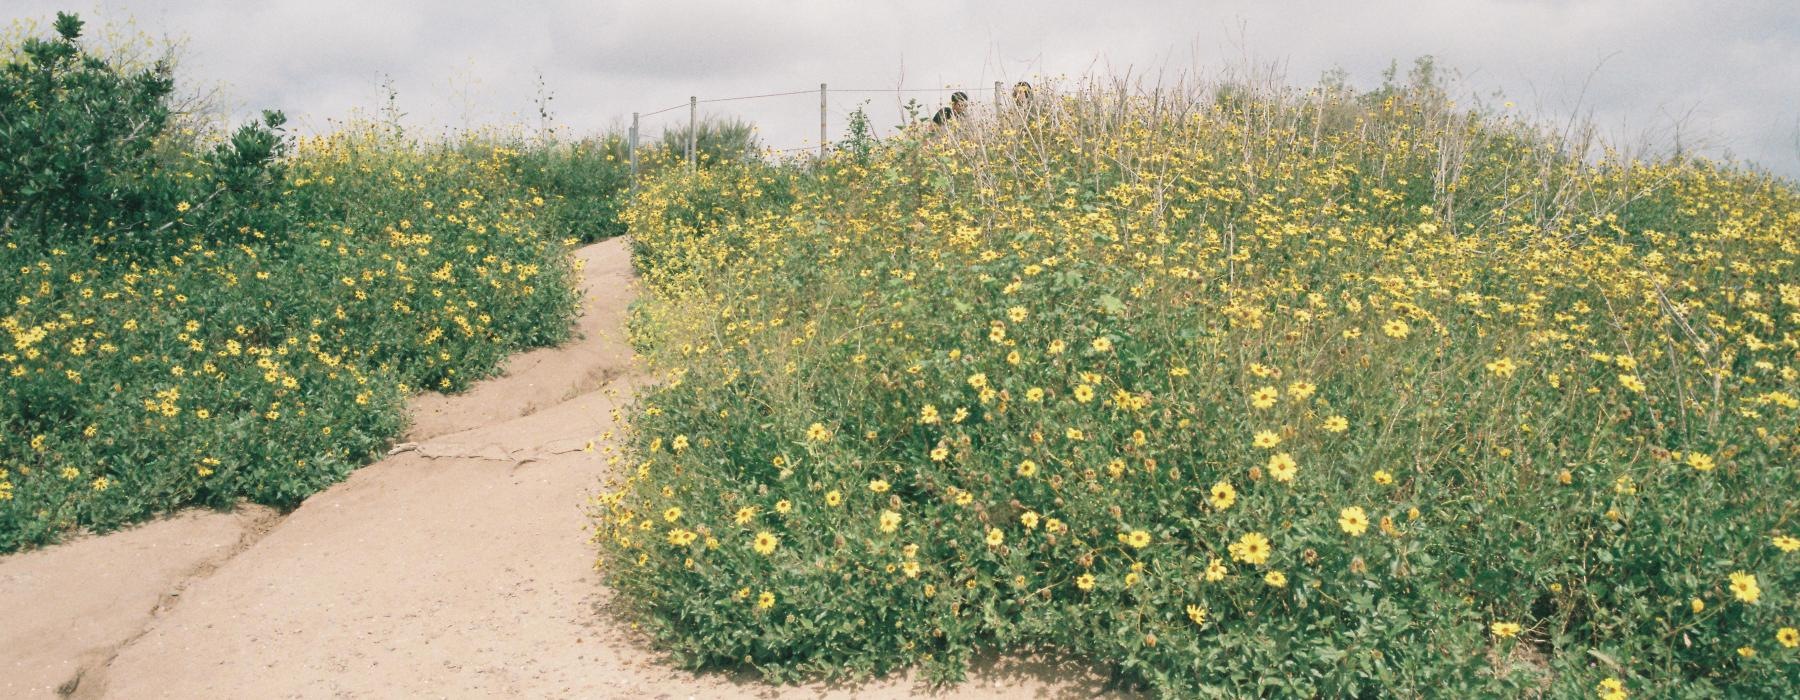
[8, 0, 1798, 176]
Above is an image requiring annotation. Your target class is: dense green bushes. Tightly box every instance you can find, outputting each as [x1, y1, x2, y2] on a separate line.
[511, 135, 631, 243]
[0, 14, 602, 550]
[0, 11, 790, 550]
[601, 78, 1800, 696]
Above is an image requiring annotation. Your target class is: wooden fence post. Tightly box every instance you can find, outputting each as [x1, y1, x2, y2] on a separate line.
[629, 112, 639, 192]
[819, 83, 828, 159]
[687, 96, 697, 171]
[994, 80, 1003, 110]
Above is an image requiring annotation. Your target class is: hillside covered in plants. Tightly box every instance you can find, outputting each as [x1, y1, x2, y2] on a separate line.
[599, 67, 1800, 696]
[0, 14, 685, 550]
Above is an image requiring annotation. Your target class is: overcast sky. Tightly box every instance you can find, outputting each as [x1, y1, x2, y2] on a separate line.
[10, 1, 1800, 178]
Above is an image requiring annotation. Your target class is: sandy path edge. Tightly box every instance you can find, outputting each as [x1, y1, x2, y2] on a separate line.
[2, 237, 1119, 699]
[0, 238, 639, 698]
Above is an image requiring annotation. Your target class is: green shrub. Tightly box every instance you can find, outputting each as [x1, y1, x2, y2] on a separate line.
[510, 134, 631, 243]
[0, 12, 290, 256]
[655, 116, 761, 167]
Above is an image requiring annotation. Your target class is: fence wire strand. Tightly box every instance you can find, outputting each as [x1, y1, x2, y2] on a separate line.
[639, 85, 985, 116]
[699, 89, 817, 104]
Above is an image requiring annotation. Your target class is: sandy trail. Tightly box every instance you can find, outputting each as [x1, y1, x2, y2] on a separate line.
[0, 238, 1114, 699]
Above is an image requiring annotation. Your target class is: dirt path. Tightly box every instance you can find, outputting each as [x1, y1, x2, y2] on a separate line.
[0, 238, 1113, 699]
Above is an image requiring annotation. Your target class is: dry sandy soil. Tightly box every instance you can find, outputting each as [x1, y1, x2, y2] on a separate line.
[0, 238, 1119, 699]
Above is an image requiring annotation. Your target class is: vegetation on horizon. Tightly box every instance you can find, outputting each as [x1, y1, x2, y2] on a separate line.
[600, 63, 1800, 696]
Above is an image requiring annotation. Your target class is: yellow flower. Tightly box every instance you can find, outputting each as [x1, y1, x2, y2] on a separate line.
[1203, 558, 1228, 582]
[1091, 336, 1113, 352]
[1490, 621, 1521, 638]
[1020, 511, 1040, 529]
[1485, 357, 1517, 377]
[825, 489, 842, 507]
[1338, 506, 1369, 536]
[1778, 627, 1799, 648]
[751, 531, 779, 555]
[1596, 676, 1627, 700]
[1690, 598, 1704, 613]
[1250, 386, 1279, 409]
[1229, 532, 1271, 565]
[1685, 452, 1715, 472]
[1075, 573, 1096, 591]
[967, 373, 988, 389]
[1185, 604, 1208, 626]
[919, 404, 940, 424]
[1252, 430, 1281, 449]
[1286, 381, 1316, 400]
[774, 500, 791, 514]
[1267, 453, 1298, 482]
[1382, 319, 1410, 339]
[805, 422, 832, 442]
[1264, 570, 1287, 587]
[986, 528, 1005, 547]
[1007, 306, 1028, 322]
[1074, 384, 1095, 402]
[1209, 481, 1236, 510]
[663, 507, 682, 523]
[1737, 646, 1756, 658]
[757, 591, 775, 609]
[1372, 470, 1393, 485]
[868, 479, 890, 493]
[1618, 374, 1645, 393]
[1773, 534, 1800, 552]
[734, 506, 758, 525]
[879, 510, 902, 533]
[1729, 571, 1761, 604]
[1321, 416, 1348, 433]
[1016, 460, 1038, 478]
[1121, 529, 1151, 549]
[901, 560, 921, 578]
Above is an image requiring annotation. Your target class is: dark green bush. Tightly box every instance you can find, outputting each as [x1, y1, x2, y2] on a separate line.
[512, 135, 632, 243]
[0, 12, 289, 256]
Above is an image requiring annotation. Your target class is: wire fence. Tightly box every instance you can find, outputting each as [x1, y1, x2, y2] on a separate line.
[626, 82, 1025, 178]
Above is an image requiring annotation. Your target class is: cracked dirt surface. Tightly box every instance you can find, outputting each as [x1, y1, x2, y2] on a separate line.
[0, 238, 1117, 699]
